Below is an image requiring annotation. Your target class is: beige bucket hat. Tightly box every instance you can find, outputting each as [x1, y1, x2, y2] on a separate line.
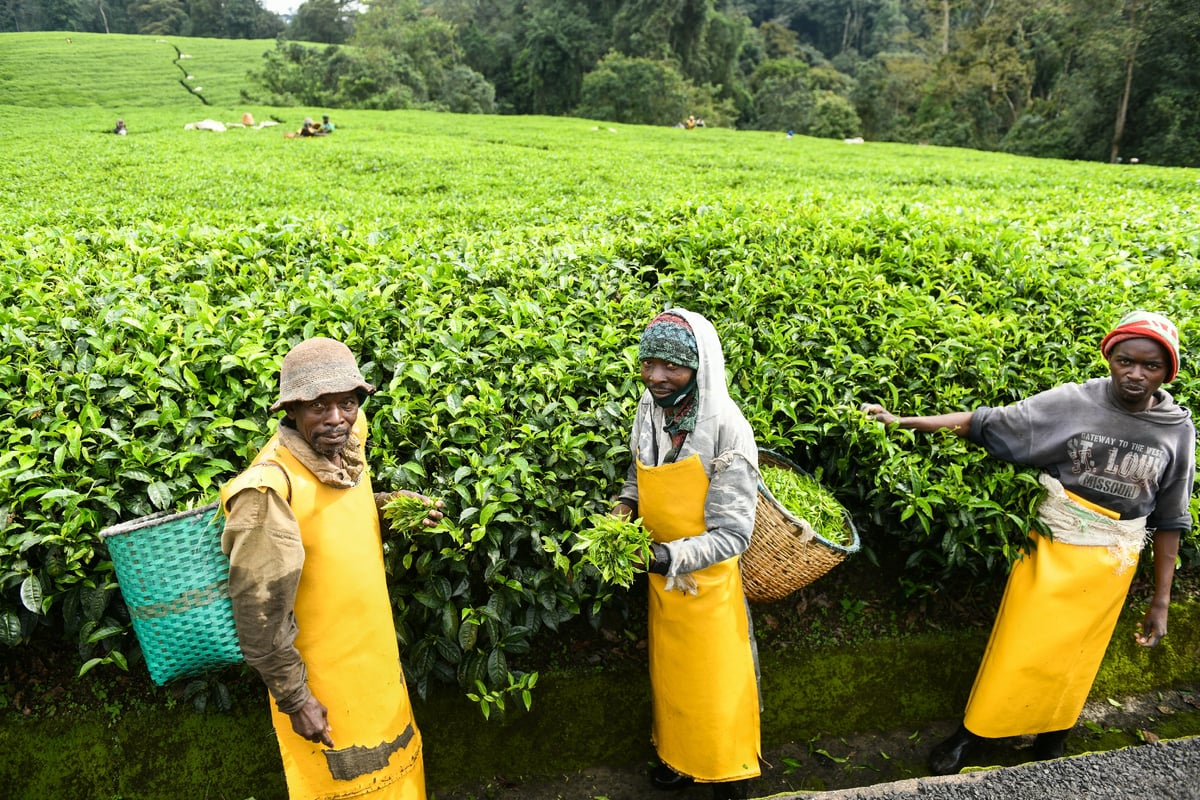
[269, 337, 376, 413]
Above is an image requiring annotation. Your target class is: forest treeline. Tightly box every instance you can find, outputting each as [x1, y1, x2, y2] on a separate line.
[6, 0, 1198, 166]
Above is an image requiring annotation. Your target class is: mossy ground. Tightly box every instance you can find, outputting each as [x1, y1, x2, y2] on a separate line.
[3, 555, 1198, 800]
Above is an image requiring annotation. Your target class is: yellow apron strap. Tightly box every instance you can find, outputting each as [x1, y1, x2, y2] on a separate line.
[219, 461, 291, 510]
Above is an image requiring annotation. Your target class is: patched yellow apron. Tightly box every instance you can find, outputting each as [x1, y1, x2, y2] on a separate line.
[638, 454, 761, 782]
[242, 419, 425, 799]
[964, 492, 1136, 738]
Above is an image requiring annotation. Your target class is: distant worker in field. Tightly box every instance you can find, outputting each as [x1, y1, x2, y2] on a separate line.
[114, 119, 127, 135]
[686, 115, 697, 130]
[242, 112, 255, 127]
[321, 114, 335, 133]
[612, 309, 761, 799]
[861, 310, 1194, 775]
[220, 337, 441, 799]
[298, 117, 326, 137]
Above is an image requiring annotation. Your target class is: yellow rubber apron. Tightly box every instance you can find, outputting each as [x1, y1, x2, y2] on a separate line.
[963, 493, 1136, 738]
[638, 454, 761, 782]
[263, 426, 425, 800]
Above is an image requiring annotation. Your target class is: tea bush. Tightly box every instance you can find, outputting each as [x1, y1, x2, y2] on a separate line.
[2, 93, 1197, 713]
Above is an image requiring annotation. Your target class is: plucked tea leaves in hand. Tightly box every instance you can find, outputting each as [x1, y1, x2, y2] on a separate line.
[571, 514, 653, 588]
[761, 466, 850, 546]
[383, 493, 438, 531]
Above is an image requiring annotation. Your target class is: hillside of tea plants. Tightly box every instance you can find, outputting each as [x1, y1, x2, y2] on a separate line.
[2, 31, 1199, 712]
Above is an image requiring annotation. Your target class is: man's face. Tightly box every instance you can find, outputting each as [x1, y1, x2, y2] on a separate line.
[1107, 338, 1169, 412]
[286, 391, 360, 457]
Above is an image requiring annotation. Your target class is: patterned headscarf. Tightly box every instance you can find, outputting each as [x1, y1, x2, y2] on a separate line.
[1100, 310, 1181, 382]
[639, 312, 700, 369]
[638, 312, 700, 447]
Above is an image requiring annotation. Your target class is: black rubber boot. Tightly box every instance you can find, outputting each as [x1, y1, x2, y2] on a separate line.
[1033, 728, 1070, 761]
[710, 778, 752, 800]
[650, 763, 694, 791]
[928, 723, 982, 775]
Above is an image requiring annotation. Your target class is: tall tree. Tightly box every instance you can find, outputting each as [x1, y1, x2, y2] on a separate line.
[512, 1, 601, 115]
[576, 51, 691, 125]
[129, 0, 188, 34]
[287, 0, 353, 43]
[1109, 0, 1149, 163]
[354, 0, 458, 76]
[186, 0, 223, 35]
[351, 0, 494, 109]
[612, 0, 712, 79]
[39, 0, 74, 29]
[1102, 0, 1199, 166]
[691, 1, 751, 93]
[225, 0, 283, 37]
[745, 56, 814, 131]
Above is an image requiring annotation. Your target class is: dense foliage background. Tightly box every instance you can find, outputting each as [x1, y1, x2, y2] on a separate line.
[5, 0, 1199, 166]
[1, 32, 1198, 713]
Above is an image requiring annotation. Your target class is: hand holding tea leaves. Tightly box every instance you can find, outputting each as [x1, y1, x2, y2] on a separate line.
[380, 490, 445, 531]
[571, 513, 653, 588]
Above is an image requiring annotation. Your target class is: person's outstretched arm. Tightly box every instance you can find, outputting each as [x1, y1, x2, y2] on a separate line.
[1136, 528, 1180, 647]
[861, 403, 974, 436]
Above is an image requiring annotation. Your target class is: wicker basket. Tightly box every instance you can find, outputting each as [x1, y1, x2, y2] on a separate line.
[100, 502, 243, 685]
[741, 451, 860, 604]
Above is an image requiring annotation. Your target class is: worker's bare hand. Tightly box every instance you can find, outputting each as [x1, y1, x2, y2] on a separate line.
[860, 403, 899, 425]
[290, 695, 334, 747]
[397, 489, 445, 527]
[1134, 605, 1168, 647]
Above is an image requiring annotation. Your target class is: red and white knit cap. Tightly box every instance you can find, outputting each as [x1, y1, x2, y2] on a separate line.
[1100, 310, 1181, 382]
[269, 337, 376, 412]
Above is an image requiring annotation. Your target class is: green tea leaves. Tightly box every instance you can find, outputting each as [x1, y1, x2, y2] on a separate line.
[571, 514, 652, 588]
[761, 466, 851, 546]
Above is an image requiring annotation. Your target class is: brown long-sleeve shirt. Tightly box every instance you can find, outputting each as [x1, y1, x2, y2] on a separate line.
[221, 424, 378, 714]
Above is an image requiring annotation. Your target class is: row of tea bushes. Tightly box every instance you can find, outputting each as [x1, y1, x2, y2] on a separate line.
[5, 197, 1196, 712]
[3, 104, 1197, 712]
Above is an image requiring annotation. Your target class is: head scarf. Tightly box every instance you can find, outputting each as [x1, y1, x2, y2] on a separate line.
[638, 312, 699, 441]
[639, 312, 699, 370]
[1100, 310, 1180, 382]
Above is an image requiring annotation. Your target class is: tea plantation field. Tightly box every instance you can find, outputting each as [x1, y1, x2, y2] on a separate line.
[2, 30, 1200, 715]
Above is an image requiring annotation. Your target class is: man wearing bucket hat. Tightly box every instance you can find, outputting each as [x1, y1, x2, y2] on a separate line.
[862, 310, 1194, 775]
[612, 309, 762, 799]
[220, 337, 440, 799]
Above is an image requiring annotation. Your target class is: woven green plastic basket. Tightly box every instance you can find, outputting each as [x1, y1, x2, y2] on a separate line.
[100, 502, 243, 685]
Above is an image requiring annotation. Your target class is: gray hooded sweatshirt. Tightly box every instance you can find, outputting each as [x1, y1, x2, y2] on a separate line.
[969, 377, 1195, 531]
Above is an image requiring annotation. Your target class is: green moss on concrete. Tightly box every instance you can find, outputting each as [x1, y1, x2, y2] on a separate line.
[114, 707, 286, 799]
[0, 717, 117, 798]
[0, 706, 285, 800]
[1092, 600, 1200, 698]
[759, 629, 988, 741]
[418, 665, 656, 789]
[1153, 711, 1200, 741]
